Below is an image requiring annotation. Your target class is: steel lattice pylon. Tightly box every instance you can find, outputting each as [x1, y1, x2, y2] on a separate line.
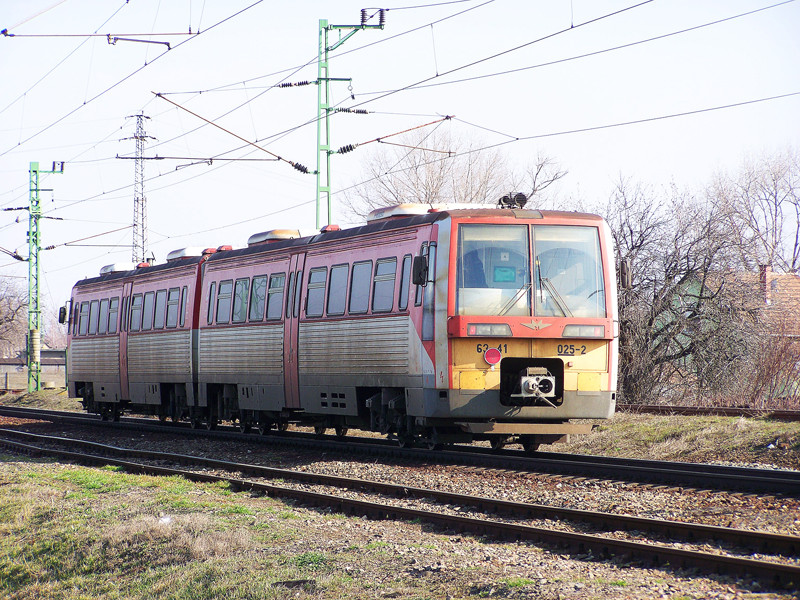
[128, 114, 153, 263]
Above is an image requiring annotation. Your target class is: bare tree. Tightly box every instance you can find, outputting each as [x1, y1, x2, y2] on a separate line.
[601, 179, 760, 404]
[710, 149, 800, 273]
[0, 278, 27, 358]
[341, 130, 566, 218]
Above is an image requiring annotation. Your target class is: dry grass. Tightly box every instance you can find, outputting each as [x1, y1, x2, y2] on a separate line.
[559, 412, 800, 469]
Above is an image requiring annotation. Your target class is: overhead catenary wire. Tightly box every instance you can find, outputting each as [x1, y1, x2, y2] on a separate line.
[153, 93, 311, 174]
[0, 0, 268, 158]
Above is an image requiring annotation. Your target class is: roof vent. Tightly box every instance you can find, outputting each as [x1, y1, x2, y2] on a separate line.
[320, 224, 340, 233]
[247, 229, 302, 246]
[366, 203, 479, 223]
[166, 247, 206, 262]
[136, 262, 151, 269]
[217, 244, 233, 252]
[99, 262, 137, 276]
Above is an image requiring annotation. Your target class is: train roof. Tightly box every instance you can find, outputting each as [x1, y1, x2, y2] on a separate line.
[70, 206, 604, 289]
[72, 255, 204, 290]
[206, 206, 602, 265]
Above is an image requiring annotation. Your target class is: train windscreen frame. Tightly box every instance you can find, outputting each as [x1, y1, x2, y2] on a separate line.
[455, 223, 606, 318]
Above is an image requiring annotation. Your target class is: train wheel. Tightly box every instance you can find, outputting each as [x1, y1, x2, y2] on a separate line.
[205, 419, 217, 431]
[314, 425, 327, 437]
[239, 419, 251, 434]
[397, 435, 414, 449]
[424, 428, 443, 451]
[521, 436, 540, 454]
[257, 420, 272, 435]
[334, 425, 348, 438]
[490, 436, 509, 451]
[277, 421, 289, 432]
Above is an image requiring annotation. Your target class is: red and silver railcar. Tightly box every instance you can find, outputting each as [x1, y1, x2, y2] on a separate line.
[65, 204, 618, 450]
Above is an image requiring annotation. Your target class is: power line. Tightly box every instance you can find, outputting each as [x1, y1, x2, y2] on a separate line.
[0, 0, 267, 158]
[354, 0, 799, 97]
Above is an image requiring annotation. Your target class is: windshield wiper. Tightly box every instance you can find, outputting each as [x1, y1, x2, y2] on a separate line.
[498, 282, 531, 316]
[540, 276, 573, 317]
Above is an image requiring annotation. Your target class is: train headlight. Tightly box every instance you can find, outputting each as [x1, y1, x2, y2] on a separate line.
[467, 323, 512, 336]
[562, 324, 605, 338]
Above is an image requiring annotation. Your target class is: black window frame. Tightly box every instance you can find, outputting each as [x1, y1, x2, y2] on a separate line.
[130, 294, 143, 332]
[154, 289, 167, 330]
[266, 273, 285, 320]
[206, 282, 216, 325]
[399, 254, 412, 311]
[108, 297, 119, 334]
[372, 257, 397, 313]
[232, 278, 250, 324]
[249, 275, 268, 322]
[306, 267, 327, 318]
[349, 260, 372, 315]
[97, 299, 109, 335]
[216, 279, 233, 324]
[326, 263, 349, 316]
[142, 291, 155, 331]
[166, 287, 181, 328]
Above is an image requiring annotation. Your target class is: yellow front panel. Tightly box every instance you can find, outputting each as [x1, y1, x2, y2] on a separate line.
[451, 338, 609, 391]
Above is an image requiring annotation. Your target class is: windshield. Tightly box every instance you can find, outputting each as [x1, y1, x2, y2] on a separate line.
[533, 225, 605, 318]
[456, 224, 531, 316]
[455, 223, 605, 318]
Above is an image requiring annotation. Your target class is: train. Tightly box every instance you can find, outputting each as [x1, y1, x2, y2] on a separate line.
[62, 203, 620, 451]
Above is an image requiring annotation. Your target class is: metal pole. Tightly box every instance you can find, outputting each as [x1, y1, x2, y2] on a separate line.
[27, 161, 63, 392]
[315, 13, 384, 229]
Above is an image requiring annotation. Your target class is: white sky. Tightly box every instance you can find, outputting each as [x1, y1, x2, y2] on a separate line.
[1, 0, 798, 313]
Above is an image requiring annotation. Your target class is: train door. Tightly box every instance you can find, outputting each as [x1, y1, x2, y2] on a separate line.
[283, 253, 306, 409]
[120, 282, 132, 399]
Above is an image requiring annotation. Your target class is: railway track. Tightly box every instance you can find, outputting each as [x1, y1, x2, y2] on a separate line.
[0, 429, 798, 589]
[1, 405, 798, 497]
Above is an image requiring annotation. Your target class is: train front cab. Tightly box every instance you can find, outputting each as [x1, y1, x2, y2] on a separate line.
[415, 210, 618, 450]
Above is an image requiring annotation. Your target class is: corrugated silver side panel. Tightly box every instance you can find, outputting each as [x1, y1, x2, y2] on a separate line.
[198, 325, 284, 378]
[299, 316, 409, 375]
[69, 337, 119, 379]
[128, 330, 191, 381]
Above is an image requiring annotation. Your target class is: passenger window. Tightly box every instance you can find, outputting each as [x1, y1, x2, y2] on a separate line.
[422, 243, 437, 340]
[292, 271, 303, 318]
[72, 305, 79, 336]
[166, 288, 181, 328]
[79, 301, 90, 336]
[349, 261, 372, 314]
[399, 254, 412, 311]
[415, 243, 427, 307]
[98, 299, 109, 335]
[179, 287, 187, 327]
[206, 282, 216, 325]
[327, 264, 348, 316]
[130, 294, 143, 331]
[142, 292, 155, 330]
[372, 258, 397, 313]
[249, 276, 267, 321]
[108, 297, 119, 334]
[89, 300, 100, 335]
[232, 278, 250, 323]
[216, 280, 233, 324]
[154, 289, 167, 329]
[306, 268, 327, 318]
[266, 273, 285, 320]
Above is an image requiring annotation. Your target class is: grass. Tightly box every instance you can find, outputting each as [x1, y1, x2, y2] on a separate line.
[560, 412, 800, 469]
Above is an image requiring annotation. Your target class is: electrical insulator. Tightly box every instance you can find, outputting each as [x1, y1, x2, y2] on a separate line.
[361, 9, 367, 26]
[337, 144, 356, 154]
[292, 163, 309, 174]
[379, 9, 386, 26]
